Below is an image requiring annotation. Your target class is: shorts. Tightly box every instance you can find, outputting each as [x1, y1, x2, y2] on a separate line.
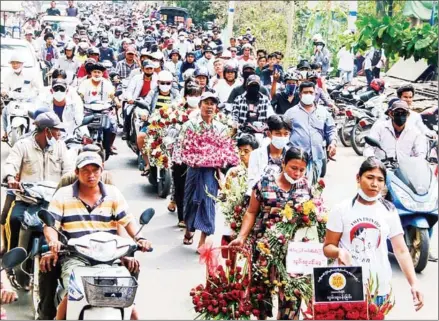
[60, 255, 90, 297]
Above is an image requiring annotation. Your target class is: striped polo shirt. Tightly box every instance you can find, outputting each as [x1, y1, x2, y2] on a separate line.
[156, 94, 172, 109]
[48, 181, 134, 240]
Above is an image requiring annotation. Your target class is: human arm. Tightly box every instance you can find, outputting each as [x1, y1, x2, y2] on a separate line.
[324, 110, 337, 156]
[228, 190, 261, 247]
[1, 142, 25, 185]
[412, 132, 428, 161]
[390, 234, 423, 311]
[71, 90, 84, 127]
[363, 121, 381, 158]
[270, 71, 279, 98]
[0, 277, 18, 304]
[323, 204, 352, 265]
[231, 96, 241, 126]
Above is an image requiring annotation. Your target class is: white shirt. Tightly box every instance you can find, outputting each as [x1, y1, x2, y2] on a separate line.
[175, 40, 193, 58]
[213, 79, 242, 103]
[337, 47, 354, 72]
[78, 78, 115, 104]
[327, 199, 403, 295]
[1, 69, 42, 100]
[53, 57, 80, 85]
[363, 119, 427, 160]
[364, 48, 386, 70]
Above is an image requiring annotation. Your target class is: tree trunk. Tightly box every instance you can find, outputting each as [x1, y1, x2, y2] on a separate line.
[285, 1, 295, 63]
[387, 0, 394, 17]
[376, 0, 386, 17]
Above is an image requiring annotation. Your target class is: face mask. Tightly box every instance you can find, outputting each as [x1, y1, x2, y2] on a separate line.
[152, 61, 160, 69]
[246, 85, 259, 99]
[102, 42, 109, 48]
[137, 37, 143, 41]
[159, 84, 171, 92]
[92, 76, 102, 82]
[317, 45, 323, 50]
[301, 93, 315, 105]
[187, 96, 200, 108]
[242, 71, 254, 84]
[13, 67, 23, 74]
[271, 136, 289, 150]
[358, 188, 381, 202]
[179, 36, 185, 41]
[46, 129, 57, 147]
[285, 84, 297, 96]
[53, 91, 66, 101]
[393, 114, 408, 127]
[284, 172, 302, 185]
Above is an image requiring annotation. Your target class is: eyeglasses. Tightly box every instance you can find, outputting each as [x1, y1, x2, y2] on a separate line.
[393, 111, 408, 117]
[53, 86, 66, 92]
[160, 82, 172, 85]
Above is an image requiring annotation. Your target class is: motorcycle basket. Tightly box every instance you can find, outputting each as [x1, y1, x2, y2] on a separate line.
[82, 276, 138, 308]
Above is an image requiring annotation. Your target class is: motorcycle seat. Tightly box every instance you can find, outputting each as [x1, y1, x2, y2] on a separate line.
[358, 90, 378, 102]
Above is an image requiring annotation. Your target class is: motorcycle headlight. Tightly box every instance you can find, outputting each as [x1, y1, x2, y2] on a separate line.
[392, 184, 438, 212]
[75, 239, 130, 262]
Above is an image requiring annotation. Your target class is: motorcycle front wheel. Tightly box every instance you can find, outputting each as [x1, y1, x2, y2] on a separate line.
[351, 123, 371, 156]
[405, 226, 429, 273]
[157, 168, 171, 199]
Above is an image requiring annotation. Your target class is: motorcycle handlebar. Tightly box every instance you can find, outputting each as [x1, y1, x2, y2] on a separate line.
[40, 242, 153, 255]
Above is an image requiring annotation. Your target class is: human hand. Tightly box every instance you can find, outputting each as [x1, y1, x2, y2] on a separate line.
[40, 252, 57, 273]
[136, 239, 152, 252]
[411, 286, 424, 311]
[337, 248, 352, 266]
[48, 240, 63, 266]
[121, 257, 140, 273]
[273, 71, 281, 81]
[327, 143, 337, 158]
[228, 236, 245, 248]
[7, 176, 21, 190]
[1, 288, 18, 304]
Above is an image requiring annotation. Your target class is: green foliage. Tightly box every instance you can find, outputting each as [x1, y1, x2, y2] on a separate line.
[354, 14, 438, 66]
[172, 0, 225, 25]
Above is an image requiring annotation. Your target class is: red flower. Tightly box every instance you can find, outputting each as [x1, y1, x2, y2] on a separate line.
[360, 311, 368, 320]
[335, 308, 345, 319]
[368, 303, 378, 314]
[346, 310, 360, 320]
[302, 216, 310, 224]
[230, 222, 237, 230]
[318, 178, 326, 188]
[315, 304, 329, 313]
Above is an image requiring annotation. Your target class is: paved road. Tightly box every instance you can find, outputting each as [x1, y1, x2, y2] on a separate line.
[1, 136, 437, 320]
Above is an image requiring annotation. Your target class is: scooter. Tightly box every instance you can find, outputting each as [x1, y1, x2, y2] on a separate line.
[364, 136, 438, 273]
[37, 208, 155, 320]
[238, 122, 268, 147]
[1, 181, 57, 314]
[84, 102, 114, 161]
[4, 89, 35, 146]
[63, 115, 96, 164]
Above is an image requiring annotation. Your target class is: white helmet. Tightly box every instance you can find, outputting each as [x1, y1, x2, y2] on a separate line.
[158, 70, 173, 82]
[9, 52, 24, 63]
[151, 51, 164, 61]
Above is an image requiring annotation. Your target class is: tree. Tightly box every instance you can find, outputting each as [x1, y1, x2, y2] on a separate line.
[173, 0, 226, 25]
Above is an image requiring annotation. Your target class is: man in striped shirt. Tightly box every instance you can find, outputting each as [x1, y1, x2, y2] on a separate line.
[44, 152, 151, 320]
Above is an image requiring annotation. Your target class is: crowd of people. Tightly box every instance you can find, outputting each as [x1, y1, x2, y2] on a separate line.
[0, 0, 434, 319]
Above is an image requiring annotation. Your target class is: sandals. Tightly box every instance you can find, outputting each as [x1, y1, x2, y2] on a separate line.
[177, 221, 186, 228]
[1, 134, 8, 142]
[141, 168, 150, 176]
[183, 233, 194, 245]
[7, 271, 22, 290]
[168, 201, 176, 212]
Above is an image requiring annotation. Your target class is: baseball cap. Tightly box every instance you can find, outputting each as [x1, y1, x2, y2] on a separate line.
[387, 100, 410, 113]
[126, 46, 136, 54]
[246, 74, 261, 86]
[52, 78, 67, 89]
[76, 151, 103, 169]
[34, 111, 64, 129]
[142, 60, 155, 68]
[200, 92, 219, 104]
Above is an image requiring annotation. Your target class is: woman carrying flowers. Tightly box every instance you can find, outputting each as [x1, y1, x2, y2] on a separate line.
[181, 92, 233, 250]
[324, 157, 424, 314]
[171, 82, 203, 228]
[230, 147, 320, 319]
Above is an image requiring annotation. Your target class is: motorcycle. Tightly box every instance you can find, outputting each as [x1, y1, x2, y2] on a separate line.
[1, 181, 57, 314]
[4, 90, 35, 146]
[364, 136, 438, 273]
[37, 208, 155, 320]
[125, 99, 149, 155]
[83, 102, 114, 161]
[63, 115, 97, 163]
[238, 122, 268, 147]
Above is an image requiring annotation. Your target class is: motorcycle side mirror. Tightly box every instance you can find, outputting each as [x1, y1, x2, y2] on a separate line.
[38, 209, 55, 227]
[115, 90, 123, 97]
[1, 247, 27, 271]
[133, 208, 155, 239]
[81, 115, 95, 126]
[364, 136, 381, 149]
[140, 208, 155, 225]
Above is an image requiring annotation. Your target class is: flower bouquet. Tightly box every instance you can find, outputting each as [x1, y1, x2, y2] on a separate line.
[143, 105, 189, 169]
[176, 127, 240, 168]
[190, 243, 264, 320]
[302, 273, 394, 320]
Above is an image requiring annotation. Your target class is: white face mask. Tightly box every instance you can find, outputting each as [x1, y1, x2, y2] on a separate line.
[271, 136, 289, 150]
[179, 36, 185, 41]
[102, 42, 109, 48]
[301, 93, 315, 105]
[137, 37, 143, 41]
[46, 129, 57, 147]
[53, 91, 67, 101]
[358, 188, 381, 202]
[13, 67, 23, 74]
[284, 172, 302, 185]
[186, 96, 200, 108]
[159, 84, 171, 92]
[317, 45, 323, 50]
[92, 76, 102, 82]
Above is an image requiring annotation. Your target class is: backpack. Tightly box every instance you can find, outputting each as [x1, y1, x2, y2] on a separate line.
[371, 49, 382, 67]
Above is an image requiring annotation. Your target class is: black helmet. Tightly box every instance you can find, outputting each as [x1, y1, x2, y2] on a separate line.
[223, 63, 238, 75]
[297, 60, 311, 70]
[89, 62, 106, 72]
[109, 71, 120, 80]
[87, 47, 100, 56]
[306, 70, 318, 80]
[283, 72, 298, 82]
[168, 49, 181, 60]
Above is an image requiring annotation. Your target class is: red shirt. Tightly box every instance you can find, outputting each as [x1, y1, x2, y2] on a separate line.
[139, 79, 152, 97]
[317, 77, 323, 89]
[77, 64, 109, 79]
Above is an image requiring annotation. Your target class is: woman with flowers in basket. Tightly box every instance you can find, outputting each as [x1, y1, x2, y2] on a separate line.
[230, 147, 328, 319]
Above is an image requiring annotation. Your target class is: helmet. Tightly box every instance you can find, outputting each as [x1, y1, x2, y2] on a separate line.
[109, 71, 120, 80]
[283, 72, 298, 82]
[102, 60, 113, 69]
[183, 68, 196, 81]
[306, 71, 318, 80]
[242, 62, 256, 71]
[396, 84, 415, 98]
[223, 63, 238, 75]
[297, 60, 311, 70]
[150, 51, 164, 61]
[194, 67, 209, 78]
[9, 52, 24, 63]
[140, 48, 149, 57]
[158, 70, 173, 82]
[87, 47, 100, 56]
[168, 49, 181, 59]
[370, 79, 385, 92]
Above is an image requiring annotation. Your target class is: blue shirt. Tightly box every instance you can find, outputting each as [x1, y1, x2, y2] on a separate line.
[284, 103, 337, 161]
[53, 103, 64, 121]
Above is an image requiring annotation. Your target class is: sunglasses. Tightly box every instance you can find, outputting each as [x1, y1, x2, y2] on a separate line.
[393, 111, 408, 117]
[160, 82, 172, 85]
[53, 86, 66, 92]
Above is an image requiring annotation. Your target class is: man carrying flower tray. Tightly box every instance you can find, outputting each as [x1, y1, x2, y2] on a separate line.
[177, 92, 240, 251]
